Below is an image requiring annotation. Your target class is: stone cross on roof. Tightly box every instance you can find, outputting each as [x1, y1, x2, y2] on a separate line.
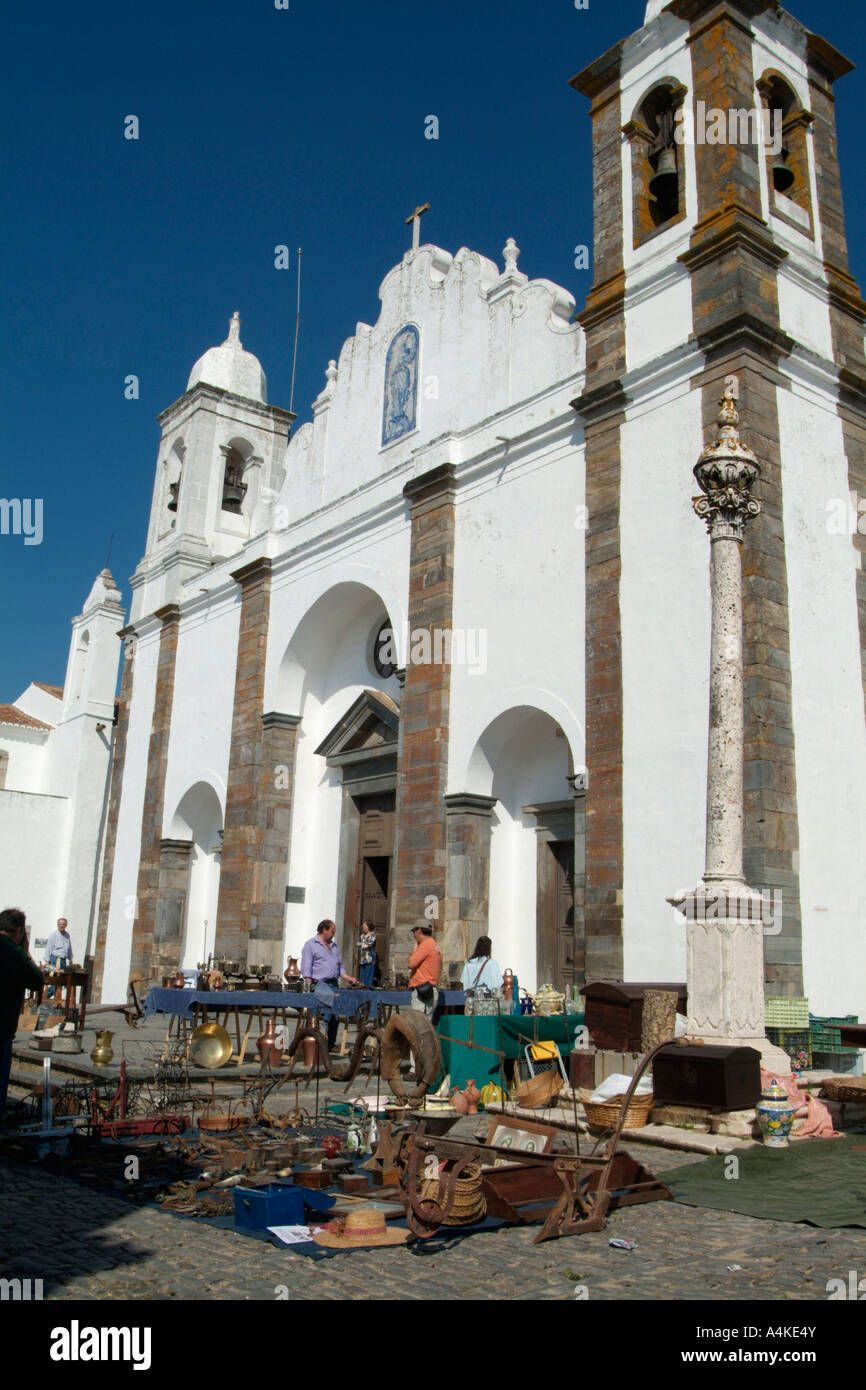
[405, 203, 430, 251]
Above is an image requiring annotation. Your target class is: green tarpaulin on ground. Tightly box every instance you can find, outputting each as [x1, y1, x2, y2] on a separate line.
[665, 1137, 866, 1228]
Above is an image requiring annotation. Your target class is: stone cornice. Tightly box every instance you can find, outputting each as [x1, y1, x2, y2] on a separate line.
[403, 463, 457, 507]
[262, 711, 302, 730]
[157, 382, 296, 431]
[806, 32, 855, 88]
[695, 312, 796, 366]
[571, 378, 629, 426]
[153, 604, 181, 626]
[837, 367, 866, 414]
[444, 793, 498, 817]
[577, 270, 626, 332]
[569, 41, 623, 104]
[824, 262, 866, 322]
[668, 0, 770, 38]
[230, 555, 272, 587]
[679, 207, 788, 274]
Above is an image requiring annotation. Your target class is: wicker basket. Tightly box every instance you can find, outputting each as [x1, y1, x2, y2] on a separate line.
[516, 1070, 564, 1108]
[420, 1162, 486, 1226]
[820, 1076, 866, 1104]
[577, 1088, 654, 1131]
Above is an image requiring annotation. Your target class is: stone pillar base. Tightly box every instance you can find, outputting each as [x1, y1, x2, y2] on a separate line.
[669, 881, 791, 1077]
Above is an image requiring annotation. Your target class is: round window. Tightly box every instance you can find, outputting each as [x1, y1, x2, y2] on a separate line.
[372, 621, 396, 679]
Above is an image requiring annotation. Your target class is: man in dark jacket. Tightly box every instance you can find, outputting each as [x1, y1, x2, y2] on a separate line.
[0, 908, 43, 1120]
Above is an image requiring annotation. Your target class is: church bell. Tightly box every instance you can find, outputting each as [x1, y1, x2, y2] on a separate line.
[771, 148, 794, 195]
[649, 146, 677, 202]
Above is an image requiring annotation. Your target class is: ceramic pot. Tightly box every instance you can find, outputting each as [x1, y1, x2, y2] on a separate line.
[90, 1030, 114, 1066]
[284, 956, 301, 981]
[257, 1016, 283, 1067]
[451, 1087, 469, 1115]
[463, 1079, 480, 1115]
[321, 1133, 341, 1159]
[756, 1079, 797, 1148]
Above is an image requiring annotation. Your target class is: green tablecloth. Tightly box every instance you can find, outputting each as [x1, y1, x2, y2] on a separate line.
[436, 1013, 584, 1092]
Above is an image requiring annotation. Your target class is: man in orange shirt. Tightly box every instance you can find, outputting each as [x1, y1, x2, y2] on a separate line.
[407, 924, 441, 1016]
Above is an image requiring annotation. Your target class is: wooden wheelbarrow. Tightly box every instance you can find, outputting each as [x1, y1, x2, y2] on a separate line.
[396, 1038, 679, 1243]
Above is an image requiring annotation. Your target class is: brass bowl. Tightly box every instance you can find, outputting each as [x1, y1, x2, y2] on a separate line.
[190, 1022, 233, 1069]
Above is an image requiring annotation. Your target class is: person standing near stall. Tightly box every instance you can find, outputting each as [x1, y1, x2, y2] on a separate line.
[300, 920, 359, 1050]
[0, 909, 43, 1121]
[43, 917, 73, 999]
[408, 924, 441, 1017]
[358, 921, 377, 989]
[460, 936, 503, 993]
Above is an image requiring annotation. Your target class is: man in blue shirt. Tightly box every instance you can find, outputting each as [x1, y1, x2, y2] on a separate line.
[300, 920, 359, 1050]
[44, 917, 73, 999]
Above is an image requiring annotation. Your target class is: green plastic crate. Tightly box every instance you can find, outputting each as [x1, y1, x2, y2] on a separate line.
[809, 1015, 859, 1054]
[766, 1027, 811, 1072]
[765, 996, 809, 1029]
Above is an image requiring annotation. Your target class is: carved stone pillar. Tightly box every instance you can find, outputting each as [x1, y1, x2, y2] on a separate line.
[129, 606, 182, 982]
[153, 838, 193, 978]
[669, 384, 789, 1073]
[217, 560, 300, 974]
[442, 793, 497, 983]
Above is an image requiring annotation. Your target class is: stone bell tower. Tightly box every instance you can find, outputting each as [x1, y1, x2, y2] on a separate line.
[130, 312, 295, 623]
[572, 0, 866, 1009]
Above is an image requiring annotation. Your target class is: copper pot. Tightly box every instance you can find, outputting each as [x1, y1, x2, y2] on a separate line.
[284, 956, 301, 981]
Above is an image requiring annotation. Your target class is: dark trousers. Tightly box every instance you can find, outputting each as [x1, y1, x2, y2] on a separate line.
[0, 1039, 13, 1121]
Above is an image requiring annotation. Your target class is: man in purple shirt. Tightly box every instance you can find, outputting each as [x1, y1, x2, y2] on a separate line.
[300, 920, 358, 1050]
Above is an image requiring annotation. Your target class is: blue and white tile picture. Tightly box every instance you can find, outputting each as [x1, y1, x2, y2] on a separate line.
[382, 324, 419, 447]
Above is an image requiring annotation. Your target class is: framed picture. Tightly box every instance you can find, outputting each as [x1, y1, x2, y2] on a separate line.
[484, 1114, 557, 1155]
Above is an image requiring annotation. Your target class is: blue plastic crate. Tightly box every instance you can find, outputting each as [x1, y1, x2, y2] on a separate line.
[233, 1183, 305, 1231]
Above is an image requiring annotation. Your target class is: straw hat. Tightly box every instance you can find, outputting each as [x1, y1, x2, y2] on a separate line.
[312, 1209, 410, 1248]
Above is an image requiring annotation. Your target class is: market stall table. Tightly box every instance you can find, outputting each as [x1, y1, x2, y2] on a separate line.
[144, 988, 465, 1064]
[437, 1012, 583, 1091]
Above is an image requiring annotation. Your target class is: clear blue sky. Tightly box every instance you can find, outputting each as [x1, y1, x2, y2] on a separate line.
[1, 0, 863, 701]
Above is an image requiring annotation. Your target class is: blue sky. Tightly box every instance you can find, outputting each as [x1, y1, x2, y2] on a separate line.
[1, 0, 864, 701]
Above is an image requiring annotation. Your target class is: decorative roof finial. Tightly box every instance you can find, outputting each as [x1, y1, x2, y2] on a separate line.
[693, 374, 761, 540]
[227, 311, 242, 345]
[503, 238, 521, 276]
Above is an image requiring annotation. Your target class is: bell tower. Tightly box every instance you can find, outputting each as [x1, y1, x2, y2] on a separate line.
[572, 0, 866, 1007]
[130, 313, 295, 622]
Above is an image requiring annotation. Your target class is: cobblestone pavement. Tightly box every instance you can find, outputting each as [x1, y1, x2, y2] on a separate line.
[4, 1013, 865, 1301]
[3, 1138, 865, 1302]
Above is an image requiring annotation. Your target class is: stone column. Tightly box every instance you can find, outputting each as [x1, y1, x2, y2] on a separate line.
[392, 464, 456, 976]
[216, 556, 299, 974]
[153, 838, 193, 978]
[669, 384, 789, 1073]
[92, 624, 136, 997]
[442, 793, 497, 983]
[129, 606, 182, 982]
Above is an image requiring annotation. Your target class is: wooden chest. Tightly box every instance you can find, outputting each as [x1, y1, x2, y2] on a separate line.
[652, 1044, 761, 1110]
[580, 982, 687, 1051]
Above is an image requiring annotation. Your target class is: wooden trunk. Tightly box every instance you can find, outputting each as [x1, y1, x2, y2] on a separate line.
[581, 981, 686, 1051]
[652, 1044, 761, 1109]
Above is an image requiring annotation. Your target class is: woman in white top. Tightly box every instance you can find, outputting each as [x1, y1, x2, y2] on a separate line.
[460, 936, 503, 993]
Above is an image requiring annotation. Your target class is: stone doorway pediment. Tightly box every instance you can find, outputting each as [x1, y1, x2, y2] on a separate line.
[315, 689, 399, 766]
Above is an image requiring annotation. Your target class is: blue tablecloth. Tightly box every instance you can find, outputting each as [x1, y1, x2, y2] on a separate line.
[143, 987, 465, 1020]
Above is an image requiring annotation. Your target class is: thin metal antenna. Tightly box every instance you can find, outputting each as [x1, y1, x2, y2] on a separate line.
[289, 247, 302, 415]
[105, 532, 115, 570]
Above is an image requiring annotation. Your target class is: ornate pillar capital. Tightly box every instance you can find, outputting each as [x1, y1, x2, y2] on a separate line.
[693, 382, 761, 540]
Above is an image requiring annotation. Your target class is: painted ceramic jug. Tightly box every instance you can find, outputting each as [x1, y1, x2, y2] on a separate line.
[756, 1079, 797, 1147]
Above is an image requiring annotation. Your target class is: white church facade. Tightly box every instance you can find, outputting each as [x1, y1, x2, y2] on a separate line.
[5, 0, 865, 1021]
